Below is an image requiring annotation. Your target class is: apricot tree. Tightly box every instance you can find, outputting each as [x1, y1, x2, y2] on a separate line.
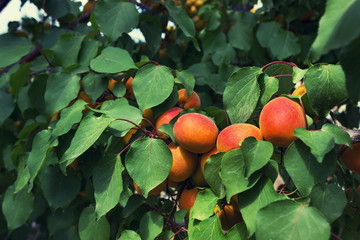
[0, 0, 359, 239]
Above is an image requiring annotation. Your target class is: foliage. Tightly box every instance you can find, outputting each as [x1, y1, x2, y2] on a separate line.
[0, 0, 360, 239]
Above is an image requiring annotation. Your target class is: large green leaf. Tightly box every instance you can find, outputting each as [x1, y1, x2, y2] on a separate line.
[78, 206, 110, 240]
[139, 211, 163, 240]
[52, 32, 85, 68]
[47, 208, 77, 236]
[304, 64, 347, 118]
[90, 46, 137, 73]
[269, 28, 301, 60]
[221, 149, 262, 202]
[0, 33, 33, 68]
[228, 22, 253, 52]
[310, 0, 360, 61]
[95, 0, 139, 41]
[60, 114, 113, 166]
[0, 90, 15, 126]
[256, 22, 281, 48]
[191, 189, 218, 221]
[14, 157, 31, 194]
[189, 215, 225, 240]
[125, 137, 172, 198]
[52, 100, 87, 137]
[238, 177, 287, 237]
[132, 64, 174, 111]
[118, 230, 141, 240]
[163, 0, 195, 38]
[310, 184, 347, 223]
[204, 152, 226, 198]
[225, 222, 248, 240]
[44, 0, 70, 19]
[44, 72, 81, 115]
[223, 67, 262, 124]
[284, 140, 338, 196]
[321, 123, 352, 147]
[140, 20, 162, 57]
[10, 62, 31, 98]
[93, 154, 124, 218]
[176, 70, 195, 97]
[39, 165, 81, 209]
[2, 185, 34, 231]
[255, 200, 330, 240]
[262, 62, 294, 95]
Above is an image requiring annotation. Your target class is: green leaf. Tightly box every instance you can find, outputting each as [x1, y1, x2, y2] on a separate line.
[256, 200, 330, 240]
[242, 138, 273, 178]
[310, 184, 347, 223]
[139, 211, 164, 240]
[14, 157, 30, 194]
[95, 0, 139, 41]
[176, 70, 195, 96]
[163, 0, 195, 38]
[10, 62, 31, 98]
[292, 67, 307, 83]
[90, 46, 137, 73]
[269, 28, 301, 60]
[2, 185, 34, 231]
[44, 0, 70, 19]
[39, 165, 81, 209]
[284, 140, 338, 196]
[79, 39, 101, 66]
[238, 177, 287, 237]
[81, 74, 108, 102]
[191, 189, 218, 221]
[44, 72, 81, 115]
[221, 149, 262, 202]
[262, 62, 294, 94]
[321, 124, 352, 147]
[226, 222, 248, 240]
[78, 206, 110, 240]
[190, 215, 225, 240]
[257, 75, 279, 108]
[293, 128, 335, 163]
[340, 36, 360, 103]
[310, 0, 360, 61]
[52, 32, 85, 68]
[0, 33, 33, 68]
[212, 44, 236, 67]
[204, 152, 226, 198]
[132, 64, 174, 111]
[47, 208, 77, 236]
[52, 100, 87, 137]
[0, 90, 15, 126]
[256, 22, 281, 48]
[60, 114, 113, 166]
[94, 154, 124, 218]
[121, 194, 145, 218]
[140, 20, 162, 56]
[118, 230, 141, 240]
[28, 129, 57, 190]
[228, 22, 253, 52]
[304, 64, 347, 118]
[125, 137, 172, 198]
[223, 67, 262, 124]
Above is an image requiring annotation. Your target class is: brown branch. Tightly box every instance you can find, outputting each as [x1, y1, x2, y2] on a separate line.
[65, 9, 93, 29]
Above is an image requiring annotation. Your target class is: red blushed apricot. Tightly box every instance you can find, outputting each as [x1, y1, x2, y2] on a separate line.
[216, 123, 263, 152]
[340, 142, 360, 174]
[179, 188, 200, 218]
[155, 107, 182, 138]
[173, 113, 218, 153]
[259, 97, 306, 147]
[177, 89, 201, 109]
[218, 201, 243, 231]
[168, 143, 198, 182]
[191, 147, 218, 187]
[133, 180, 166, 197]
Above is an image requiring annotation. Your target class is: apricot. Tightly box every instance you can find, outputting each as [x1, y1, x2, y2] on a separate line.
[155, 107, 182, 138]
[218, 202, 242, 231]
[216, 123, 263, 152]
[292, 84, 306, 96]
[259, 97, 306, 147]
[200, 147, 218, 174]
[177, 89, 201, 109]
[173, 113, 218, 153]
[83, 0, 96, 14]
[133, 180, 166, 197]
[122, 128, 138, 145]
[140, 108, 154, 127]
[340, 142, 360, 175]
[124, 77, 134, 98]
[179, 188, 200, 218]
[167, 143, 197, 182]
[191, 147, 218, 186]
[167, 179, 179, 188]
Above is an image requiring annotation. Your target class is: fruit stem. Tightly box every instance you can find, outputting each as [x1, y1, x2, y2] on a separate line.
[223, 110, 230, 126]
[115, 118, 153, 136]
[271, 74, 293, 78]
[330, 232, 343, 240]
[261, 61, 298, 70]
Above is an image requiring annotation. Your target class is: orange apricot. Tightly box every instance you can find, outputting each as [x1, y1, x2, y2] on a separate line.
[218, 202, 243, 231]
[216, 123, 263, 152]
[123, 128, 138, 145]
[83, 0, 96, 14]
[173, 113, 218, 153]
[259, 97, 306, 147]
[167, 143, 198, 182]
[177, 89, 201, 109]
[155, 107, 182, 138]
[179, 188, 200, 218]
[133, 180, 166, 197]
[140, 108, 154, 127]
[292, 84, 306, 96]
[340, 142, 360, 175]
[124, 77, 134, 98]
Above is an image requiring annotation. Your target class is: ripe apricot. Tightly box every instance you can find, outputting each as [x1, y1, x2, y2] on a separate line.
[218, 202, 242, 231]
[216, 123, 263, 152]
[177, 89, 201, 109]
[155, 107, 182, 138]
[259, 97, 306, 147]
[340, 142, 360, 174]
[292, 84, 306, 96]
[122, 128, 138, 145]
[200, 147, 218, 174]
[133, 180, 166, 197]
[191, 163, 208, 187]
[124, 77, 134, 98]
[173, 113, 218, 153]
[140, 108, 154, 127]
[179, 188, 200, 217]
[167, 143, 197, 182]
